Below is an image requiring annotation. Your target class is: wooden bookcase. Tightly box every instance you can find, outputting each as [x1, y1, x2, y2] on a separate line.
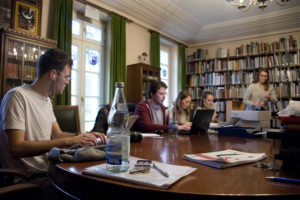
[0, 27, 57, 100]
[126, 63, 160, 104]
[186, 35, 300, 123]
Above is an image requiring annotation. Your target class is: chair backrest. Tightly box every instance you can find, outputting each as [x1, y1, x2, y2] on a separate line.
[53, 105, 81, 133]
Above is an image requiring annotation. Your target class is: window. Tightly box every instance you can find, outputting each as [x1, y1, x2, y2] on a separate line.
[160, 49, 169, 107]
[71, 9, 106, 132]
[160, 40, 179, 107]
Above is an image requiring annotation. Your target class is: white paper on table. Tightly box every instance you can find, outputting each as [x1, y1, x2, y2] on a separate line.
[142, 133, 161, 137]
[83, 156, 196, 189]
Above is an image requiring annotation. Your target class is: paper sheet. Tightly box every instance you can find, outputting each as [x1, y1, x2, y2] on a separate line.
[83, 156, 196, 189]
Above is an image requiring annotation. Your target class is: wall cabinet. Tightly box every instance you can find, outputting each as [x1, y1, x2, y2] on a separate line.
[126, 63, 160, 104]
[0, 28, 56, 100]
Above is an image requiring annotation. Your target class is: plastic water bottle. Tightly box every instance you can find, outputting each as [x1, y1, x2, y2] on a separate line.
[106, 82, 130, 172]
[168, 101, 178, 138]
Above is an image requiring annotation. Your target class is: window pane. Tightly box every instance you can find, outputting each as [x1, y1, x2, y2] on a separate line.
[85, 122, 94, 132]
[160, 64, 168, 79]
[85, 97, 99, 121]
[71, 69, 78, 95]
[85, 72, 99, 96]
[71, 96, 77, 105]
[72, 20, 80, 36]
[85, 48, 100, 72]
[86, 24, 101, 42]
[160, 50, 168, 65]
[71, 45, 78, 69]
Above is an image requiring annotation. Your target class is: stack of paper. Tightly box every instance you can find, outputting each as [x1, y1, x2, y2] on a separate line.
[83, 156, 196, 189]
[184, 149, 266, 169]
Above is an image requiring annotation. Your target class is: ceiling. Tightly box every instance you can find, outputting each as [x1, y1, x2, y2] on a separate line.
[96, 0, 300, 46]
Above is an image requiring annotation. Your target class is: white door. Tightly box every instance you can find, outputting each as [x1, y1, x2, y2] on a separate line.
[71, 18, 105, 132]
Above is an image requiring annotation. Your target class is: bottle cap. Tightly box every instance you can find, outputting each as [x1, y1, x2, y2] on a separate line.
[116, 82, 124, 88]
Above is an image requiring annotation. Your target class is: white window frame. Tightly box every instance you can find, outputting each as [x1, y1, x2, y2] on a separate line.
[72, 11, 106, 132]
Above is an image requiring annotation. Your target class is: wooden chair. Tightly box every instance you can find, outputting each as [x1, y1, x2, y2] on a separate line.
[0, 168, 40, 199]
[53, 105, 81, 133]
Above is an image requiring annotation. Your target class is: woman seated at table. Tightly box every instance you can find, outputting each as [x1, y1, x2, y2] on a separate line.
[196, 90, 218, 123]
[169, 90, 192, 126]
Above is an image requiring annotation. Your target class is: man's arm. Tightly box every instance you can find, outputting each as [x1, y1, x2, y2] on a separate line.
[5, 123, 105, 158]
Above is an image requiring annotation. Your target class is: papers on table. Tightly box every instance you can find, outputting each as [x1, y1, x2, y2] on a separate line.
[184, 149, 266, 169]
[142, 133, 161, 137]
[82, 156, 196, 189]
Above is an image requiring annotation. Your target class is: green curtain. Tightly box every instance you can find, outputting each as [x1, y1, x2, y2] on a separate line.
[150, 31, 160, 67]
[53, 0, 73, 105]
[178, 44, 186, 91]
[109, 14, 126, 102]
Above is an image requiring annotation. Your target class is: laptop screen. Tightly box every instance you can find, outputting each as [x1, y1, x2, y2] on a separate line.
[179, 109, 215, 134]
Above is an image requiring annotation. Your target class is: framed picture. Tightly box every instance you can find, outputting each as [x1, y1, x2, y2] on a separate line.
[12, 0, 42, 36]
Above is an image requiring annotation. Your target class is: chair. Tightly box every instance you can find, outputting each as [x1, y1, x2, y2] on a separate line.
[0, 168, 40, 199]
[91, 103, 136, 133]
[53, 105, 81, 133]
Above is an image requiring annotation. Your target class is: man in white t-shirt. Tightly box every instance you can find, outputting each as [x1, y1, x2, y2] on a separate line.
[0, 48, 106, 199]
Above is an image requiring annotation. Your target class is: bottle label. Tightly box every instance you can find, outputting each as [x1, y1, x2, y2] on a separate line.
[106, 137, 122, 165]
[168, 121, 178, 130]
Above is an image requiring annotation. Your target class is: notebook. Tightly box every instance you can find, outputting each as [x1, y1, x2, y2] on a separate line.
[179, 109, 215, 134]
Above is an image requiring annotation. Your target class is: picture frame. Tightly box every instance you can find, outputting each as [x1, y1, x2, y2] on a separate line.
[12, 0, 42, 36]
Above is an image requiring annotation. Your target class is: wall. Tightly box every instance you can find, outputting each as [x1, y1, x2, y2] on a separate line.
[41, 0, 55, 39]
[186, 28, 300, 58]
[126, 22, 150, 65]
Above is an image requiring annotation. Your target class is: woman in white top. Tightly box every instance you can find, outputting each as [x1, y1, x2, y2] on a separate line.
[243, 68, 278, 111]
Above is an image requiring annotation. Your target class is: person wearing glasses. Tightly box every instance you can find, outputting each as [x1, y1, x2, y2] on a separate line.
[243, 68, 278, 111]
[0, 48, 106, 199]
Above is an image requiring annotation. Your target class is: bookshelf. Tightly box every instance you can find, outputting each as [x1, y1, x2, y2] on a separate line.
[126, 63, 160, 104]
[0, 27, 57, 100]
[186, 35, 300, 124]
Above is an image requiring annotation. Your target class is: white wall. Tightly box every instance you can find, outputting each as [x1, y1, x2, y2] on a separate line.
[41, 0, 54, 39]
[126, 23, 150, 65]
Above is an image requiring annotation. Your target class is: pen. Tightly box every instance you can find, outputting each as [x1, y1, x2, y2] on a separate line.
[153, 163, 169, 178]
[266, 177, 300, 184]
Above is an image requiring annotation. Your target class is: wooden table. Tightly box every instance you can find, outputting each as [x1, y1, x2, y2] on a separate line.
[48, 134, 300, 200]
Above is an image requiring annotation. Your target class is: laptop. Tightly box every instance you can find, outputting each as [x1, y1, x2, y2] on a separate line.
[179, 109, 215, 134]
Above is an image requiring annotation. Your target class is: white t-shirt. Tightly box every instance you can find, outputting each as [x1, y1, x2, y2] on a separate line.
[0, 84, 56, 174]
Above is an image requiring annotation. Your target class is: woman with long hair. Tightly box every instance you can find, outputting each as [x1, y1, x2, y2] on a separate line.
[243, 68, 278, 110]
[197, 90, 218, 123]
[173, 90, 192, 125]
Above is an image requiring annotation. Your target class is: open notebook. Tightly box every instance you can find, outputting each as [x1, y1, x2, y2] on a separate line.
[179, 109, 215, 134]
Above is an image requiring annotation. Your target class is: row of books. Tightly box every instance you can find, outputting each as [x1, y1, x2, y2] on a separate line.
[187, 68, 300, 87]
[23, 65, 36, 80]
[186, 48, 208, 61]
[269, 68, 300, 83]
[235, 35, 298, 56]
[187, 52, 299, 74]
[273, 82, 300, 98]
[188, 82, 300, 100]
[6, 62, 20, 79]
[187, 73, 227, 87]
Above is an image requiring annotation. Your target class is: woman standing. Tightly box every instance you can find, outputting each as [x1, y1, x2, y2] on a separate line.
[243, 68, 278, 111]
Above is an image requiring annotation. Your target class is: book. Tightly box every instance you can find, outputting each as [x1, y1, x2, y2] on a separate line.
[83, 156, 196, 189]
[183, 149, 266, 169]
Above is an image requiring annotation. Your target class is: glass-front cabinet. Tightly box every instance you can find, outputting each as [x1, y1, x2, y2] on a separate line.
[0, 28, 56, 100]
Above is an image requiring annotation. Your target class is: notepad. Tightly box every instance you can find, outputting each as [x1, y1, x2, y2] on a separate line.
[82, 156, 196, 189]
[183, 149, 266, 169]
